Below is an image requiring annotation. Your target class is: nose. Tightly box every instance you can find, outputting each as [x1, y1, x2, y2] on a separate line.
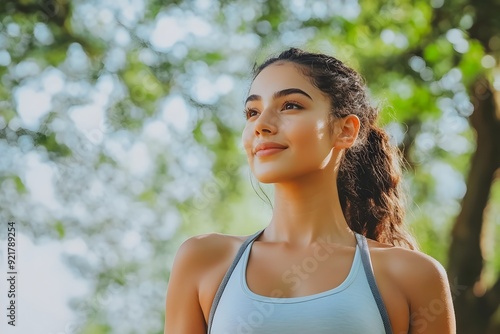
[254, 109, 277, 135]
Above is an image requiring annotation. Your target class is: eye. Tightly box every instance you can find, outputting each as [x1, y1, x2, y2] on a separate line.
[283, 101, 303, 110]
[244, 108, 259, 119]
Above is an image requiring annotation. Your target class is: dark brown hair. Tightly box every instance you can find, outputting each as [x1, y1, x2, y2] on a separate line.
[253, 48, 417, 250]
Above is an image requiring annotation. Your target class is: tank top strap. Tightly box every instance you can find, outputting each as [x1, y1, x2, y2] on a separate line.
[355, 233, 393, 334]
[207, 229, 264, 333]
[208, 230, 393, 334]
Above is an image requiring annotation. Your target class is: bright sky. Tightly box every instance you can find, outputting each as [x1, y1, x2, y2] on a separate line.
[0, 234, 89, 334]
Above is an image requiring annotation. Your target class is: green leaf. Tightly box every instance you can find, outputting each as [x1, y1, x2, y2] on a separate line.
[53, 220, 65, 239]
[34, 132, 72, 157]
[13, 175, 27, 194]
[81, 323, 111, 334]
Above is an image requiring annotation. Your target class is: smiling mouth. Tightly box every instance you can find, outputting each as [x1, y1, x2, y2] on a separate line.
[255, 147, 287, 157]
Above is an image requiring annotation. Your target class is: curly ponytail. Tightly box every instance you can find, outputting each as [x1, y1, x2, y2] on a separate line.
[339, 126, 417, 249]
[254, 48, 417, 250]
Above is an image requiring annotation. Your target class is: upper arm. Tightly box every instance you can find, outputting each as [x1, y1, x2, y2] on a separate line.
[402, 253, 456, 334]
[164, 237, 207, 334]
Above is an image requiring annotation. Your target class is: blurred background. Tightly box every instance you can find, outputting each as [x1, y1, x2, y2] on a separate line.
[0, 0, 499, 333]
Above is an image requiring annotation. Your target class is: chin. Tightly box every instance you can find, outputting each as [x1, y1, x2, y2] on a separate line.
[252, 168, 298, 184]
[253, 174, 279, 184]
[255, 177, 277, 184]
[251, 169, 282, 184]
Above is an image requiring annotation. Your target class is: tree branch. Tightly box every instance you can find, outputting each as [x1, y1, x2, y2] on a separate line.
[447, 77, 500, 314]
[483, 274, 500, 316]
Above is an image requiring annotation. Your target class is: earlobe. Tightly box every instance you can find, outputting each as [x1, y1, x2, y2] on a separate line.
[334, 115, 360, 149]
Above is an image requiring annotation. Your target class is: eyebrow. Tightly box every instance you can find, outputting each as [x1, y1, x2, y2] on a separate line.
[245, 88, 313, 104]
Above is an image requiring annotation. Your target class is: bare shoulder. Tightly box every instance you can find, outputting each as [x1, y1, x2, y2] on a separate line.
[165, 231, 252, 333]
[366, 239, 455, 333]
[367, 239, 448, 289]
[174, 232, 247, 272]
[368, 240, 448, 293]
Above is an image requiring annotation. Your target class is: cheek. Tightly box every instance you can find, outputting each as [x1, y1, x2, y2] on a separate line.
[289, 119, 334, 171]
[241, 124, 254, 156]
[292, 119, 332, 151]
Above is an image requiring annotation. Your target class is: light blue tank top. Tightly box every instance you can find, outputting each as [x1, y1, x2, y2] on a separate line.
[208, 230, 393, 334]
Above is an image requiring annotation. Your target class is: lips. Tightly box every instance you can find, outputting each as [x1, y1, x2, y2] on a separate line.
[254, 142, 288, 157]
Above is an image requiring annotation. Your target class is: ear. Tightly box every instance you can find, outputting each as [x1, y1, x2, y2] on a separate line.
[333, 114, 360, 149]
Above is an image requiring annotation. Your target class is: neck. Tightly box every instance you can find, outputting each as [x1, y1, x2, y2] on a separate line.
[263, 168, 354, 247]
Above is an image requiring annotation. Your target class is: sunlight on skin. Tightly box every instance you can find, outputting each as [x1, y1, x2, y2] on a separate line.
[315, 120, 334, 170]
[319, 148, 334, 170]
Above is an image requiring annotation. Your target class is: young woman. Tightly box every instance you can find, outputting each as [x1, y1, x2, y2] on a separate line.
[164, 48, 456, 334]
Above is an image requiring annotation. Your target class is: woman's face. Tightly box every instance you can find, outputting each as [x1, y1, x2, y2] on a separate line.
[242, 62, 338, 183]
